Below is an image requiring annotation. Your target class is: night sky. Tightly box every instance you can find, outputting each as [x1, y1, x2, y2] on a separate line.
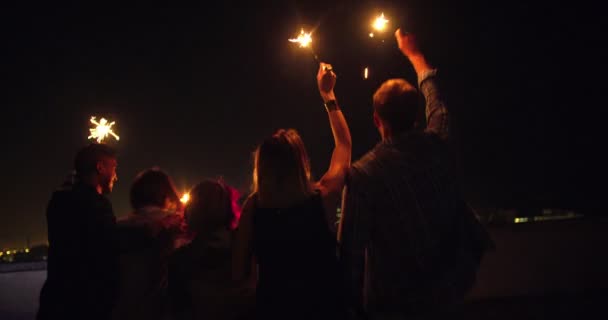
[1, 1, 603, 249]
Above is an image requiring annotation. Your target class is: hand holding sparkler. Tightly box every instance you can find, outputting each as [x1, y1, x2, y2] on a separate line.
[317, 62, 337, 103]
[395, 29, 422, 58]
[394, 29, 433, 76]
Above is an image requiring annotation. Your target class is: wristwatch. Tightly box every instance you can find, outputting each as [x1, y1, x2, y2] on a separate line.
[324, 99, 339, 112]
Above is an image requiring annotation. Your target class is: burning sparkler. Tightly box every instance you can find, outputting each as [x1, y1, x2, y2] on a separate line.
[289, 28, 313, 48]
[180, 193, 190, 204]
[372, 13, 389, 32]
[88, 116, 120, 143]
[288, 28, 331, 71]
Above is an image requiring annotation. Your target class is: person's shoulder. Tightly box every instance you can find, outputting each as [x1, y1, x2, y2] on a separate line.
[353, 145, 379, 171]
[48, 187, 73, 203]
[351, 142, 390, 178]
[46, 188, 75, 219]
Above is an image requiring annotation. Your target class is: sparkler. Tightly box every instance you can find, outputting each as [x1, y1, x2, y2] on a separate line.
[372, 13, 389, 32]
[180, 193, 190, 204]
[364, 67, 369, 79]
[289, 29, 313, 48]
[88, 116, 120, 143]
[289, 28, 331, 71]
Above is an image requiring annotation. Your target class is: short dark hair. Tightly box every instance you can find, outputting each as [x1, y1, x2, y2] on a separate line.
[73, 143, 117, 178]
[373, 78, 419, 134]
[130, 168, 179, 210]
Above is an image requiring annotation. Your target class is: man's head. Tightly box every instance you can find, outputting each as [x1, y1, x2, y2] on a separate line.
[372, 78, 419, 140]
[73, 143, 118, 194]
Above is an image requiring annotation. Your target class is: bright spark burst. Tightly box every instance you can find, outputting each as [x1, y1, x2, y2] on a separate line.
[289, 29, 313, 48]
[88, 116, 120, 143]
[180, 193, 190, 204]
[372, 13, 389, 31]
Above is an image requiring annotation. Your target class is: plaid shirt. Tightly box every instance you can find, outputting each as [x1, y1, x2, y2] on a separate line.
[340, 73, 478, 315]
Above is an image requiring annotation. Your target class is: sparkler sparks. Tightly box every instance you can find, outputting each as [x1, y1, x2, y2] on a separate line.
[180, 193, 190, 204]
[289, 29, 313, 48]
[372, 13, 389, 32]
[88, 116, 120, 143]
[288, 28, 328, 69]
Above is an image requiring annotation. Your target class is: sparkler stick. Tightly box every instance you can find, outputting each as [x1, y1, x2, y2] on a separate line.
[289, 28, 331, 71]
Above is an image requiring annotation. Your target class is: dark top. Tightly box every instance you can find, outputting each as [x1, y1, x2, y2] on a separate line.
[37, 182, 118, 320]
[252, 192, 344, 320]
[169, 235, 254, 320]
[341, 74, 493, 316]
[112, 208, 184, 320]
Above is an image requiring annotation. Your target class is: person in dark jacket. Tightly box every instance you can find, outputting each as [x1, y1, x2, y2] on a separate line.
[112, 168, 186, 320]
[37, 143, 120, 320]
[169, 179, 253, 320]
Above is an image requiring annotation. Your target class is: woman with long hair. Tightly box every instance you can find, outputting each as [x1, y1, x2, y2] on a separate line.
[113, 168, 185, 320]
[233, 63, 351, 319]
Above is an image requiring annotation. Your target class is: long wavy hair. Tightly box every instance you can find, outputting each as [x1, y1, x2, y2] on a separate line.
[253, 129, 313, 203]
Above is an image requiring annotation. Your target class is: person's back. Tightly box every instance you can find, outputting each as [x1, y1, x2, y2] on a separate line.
[168, 180, 253, 320]
[112, 168, 185, 320]
[339, 30, 492, 318]
[113, 208, 183, 320]
[252, 192, 343, 319]
[349, 132, 480, 313]
[39, 182, 117, 320]
[170, 237, 253, 320]
[38, 144, 119, 320]
[232, 63, 351, 320]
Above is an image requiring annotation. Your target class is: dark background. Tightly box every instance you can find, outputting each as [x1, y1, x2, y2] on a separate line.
[0, 0, 604, 249]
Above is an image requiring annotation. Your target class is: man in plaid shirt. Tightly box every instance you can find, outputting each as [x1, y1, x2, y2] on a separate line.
[339, 29, 490, 319]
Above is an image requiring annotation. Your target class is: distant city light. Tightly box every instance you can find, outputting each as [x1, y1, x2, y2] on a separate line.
[514, 217, 529, 223]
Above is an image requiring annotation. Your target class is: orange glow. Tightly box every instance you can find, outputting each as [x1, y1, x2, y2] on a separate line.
[180, 193, 190, 204]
